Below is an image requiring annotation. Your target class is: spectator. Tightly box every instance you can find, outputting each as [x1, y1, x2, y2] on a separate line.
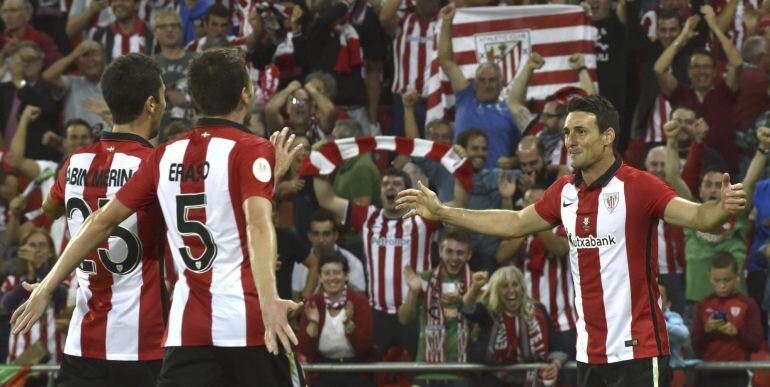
[439, 4, 520, 170]
[313, 167, 440, 358]
[274, 205, 319, 302]
[398, 228, 475, 386]
[66, 0, 112, 39]
[735, 36, 770, 175]
[152, 7, 197, 128]
[292, 209, 366, 296]
[292, 0, 369, 131]
[692, 252, 762, 387]
[379, 0, 441, 138]
[664, 106, 725, 191]
[0, 0, 62, 67]
[655, 5, 743, 173]
[462, 266, 566, 387]
[512, 136, 568, 207]
[496, 185, 577, 368]
[90, 0, 156, 61]
[330, 120, 381, 210]
[161, 119, 193, 142]
[644, 144, 686, 315]
[177, 0, 214, 46]
[2, 228, 66, 365]
[185, 4, 261, 53]
[298, 250, 374, 387]
[0, 42, 61, 162]
[265, 79, 336, 143]
[658, 282, 699, 384]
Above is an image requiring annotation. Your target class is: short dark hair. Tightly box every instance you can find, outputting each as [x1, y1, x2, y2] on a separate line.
[543, 95, 568, 116]
[669, 105, 698, 119]
[457, 128, 488, 148]
[310, 208, 338, 230]
[64, 118, 92, 133]
[318, 250, 350, 274]
[689, 48, 717, 68]
[383, 167, 412, 189]
[162, 119, 193, 142]
[204, 4, 230, 22]
[188, 48, 249, 116]
[700, 165, 725, 182]
[567, 95, 619, 143]
[100, 53, 162, 125]
[710, 251, 739, 273]
[441, 227, 471, 246]
[657, 8, 684, 26]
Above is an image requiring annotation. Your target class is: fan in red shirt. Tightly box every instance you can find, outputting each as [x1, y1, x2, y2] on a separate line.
[692, 252, 762, 387]
[396, 95, 748, 387]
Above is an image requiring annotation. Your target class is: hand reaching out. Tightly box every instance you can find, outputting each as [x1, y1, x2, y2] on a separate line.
[270, 127, 304, 179]
[404, 265, 422, 292]
[720, 173, 747, 215]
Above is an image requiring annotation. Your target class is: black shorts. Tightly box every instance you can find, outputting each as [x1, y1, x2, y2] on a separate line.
[56, 354, 162, 387]
[577, 356, 669, 387]
[157, 346, 304, 387]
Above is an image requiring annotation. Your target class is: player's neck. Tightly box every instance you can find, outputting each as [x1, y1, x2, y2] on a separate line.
[579, 152, 616, 187]
[201, 111, 247, 127]
[112, 121, 152, 141]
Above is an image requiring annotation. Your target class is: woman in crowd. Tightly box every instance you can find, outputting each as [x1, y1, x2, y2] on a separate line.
[298, 250, 374, 386]
[463, 266, 566, 387]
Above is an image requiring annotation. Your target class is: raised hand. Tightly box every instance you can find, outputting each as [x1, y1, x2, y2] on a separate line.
[679, 15, 701, 41]
[471, 271, 489, 290]
[568, 53, 585, 70]
[700, 5, 716, 25]
[305, 300, 320, 324]
[528, 52, 545, 70]
[270, 127, 303, 179]
[691, 118, 709, 143]
[498, 170, 517, 199]
[663, 120, 681, 141]
[720, 173, 747, 215]
[402, 89, 420, 107]
[757, 126, 770, 150]
[20, 105, 41, 123]
[404, 265, 422, 292]
[440, 3, 456, 24]
[395, 181, 444, 221]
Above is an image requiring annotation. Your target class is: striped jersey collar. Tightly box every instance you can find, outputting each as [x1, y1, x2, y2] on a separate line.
[573, 157, 622, 189]
[196, 117, 252, 134]
[101, 131, 153, 148]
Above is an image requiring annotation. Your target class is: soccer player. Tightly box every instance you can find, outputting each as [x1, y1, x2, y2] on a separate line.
[395, 95, 748, 387]
[12, 48, 304, 386]
[10, 53, 167, 385]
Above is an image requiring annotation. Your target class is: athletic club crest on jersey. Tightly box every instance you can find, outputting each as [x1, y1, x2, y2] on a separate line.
[731, 306, 741, 317]
[603, 192, 619, 213]
[582, 217, 590, 231]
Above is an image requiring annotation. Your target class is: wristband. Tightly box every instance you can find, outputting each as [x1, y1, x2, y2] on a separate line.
[758, 147, 770, 155]
[576, 66, 588, 73]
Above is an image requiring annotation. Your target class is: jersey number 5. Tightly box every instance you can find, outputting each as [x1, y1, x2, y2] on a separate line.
[176, 193, 218, 273]
[66, 197, 143, 275]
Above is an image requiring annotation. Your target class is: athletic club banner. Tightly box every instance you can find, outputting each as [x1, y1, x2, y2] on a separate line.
[425, 5, 598, 123]
[299, 136, 475, 190]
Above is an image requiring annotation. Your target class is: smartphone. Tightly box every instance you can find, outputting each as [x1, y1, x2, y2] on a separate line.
[713, 311, 728, 321]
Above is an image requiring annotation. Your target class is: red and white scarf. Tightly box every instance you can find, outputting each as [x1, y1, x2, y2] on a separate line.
[299, 136, 474, 191]
[324, 285, 348, 310]
[490, 306, 548, 364]
[333, 23, 362, 74]
[423, 265, 471, 363]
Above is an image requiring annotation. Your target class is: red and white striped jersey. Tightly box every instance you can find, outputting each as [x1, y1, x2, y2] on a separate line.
[657, 220, 685, 275]
[116, 118, 276, 347]
[534, 159, 675, 364]
[515, 227, 577, 332]
[712, 0, 762, 50]
[48, 132, 166, 361]
[345, 203, 439, 313]
[645, 95, 672, 144]
[90, 19, 154, 61]
[391, 12, 439, 96]
[4, 276, 64, 364]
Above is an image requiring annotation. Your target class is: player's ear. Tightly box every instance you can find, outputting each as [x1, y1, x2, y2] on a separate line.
[145, 95, 156, 114]
[603, 127, 616, 147]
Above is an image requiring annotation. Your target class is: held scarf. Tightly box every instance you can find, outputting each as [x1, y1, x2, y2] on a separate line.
[324, 284, 348, 310]
[299, 136, 474, 191]
[333, 23, 362, 74]
[490, 305, 549, 384]
[423, 265, 471, 363]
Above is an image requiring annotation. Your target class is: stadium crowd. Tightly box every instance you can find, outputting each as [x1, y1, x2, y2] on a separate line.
[0, 0, 767, 386]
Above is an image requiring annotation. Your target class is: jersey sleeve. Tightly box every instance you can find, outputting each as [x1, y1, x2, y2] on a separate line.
[344, 201, 370, 231]
[48, 156, 71, 206]
[116, 148, 160, 209]
[635, 171, 678, 218]
[534, 176, 569, 225]
[232, 137, 275, 203]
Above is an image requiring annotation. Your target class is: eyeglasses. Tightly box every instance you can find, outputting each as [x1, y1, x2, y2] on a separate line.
[290, 97, 308, 106]
[155, 23, 181, 30]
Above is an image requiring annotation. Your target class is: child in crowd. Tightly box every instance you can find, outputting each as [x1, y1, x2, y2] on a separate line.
[692, 252, 763, 387]
[659, 282, 699, 387]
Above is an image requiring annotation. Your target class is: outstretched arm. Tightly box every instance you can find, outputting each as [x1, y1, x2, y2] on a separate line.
[654, 15, 700, 97]
[395, 181, 553, 238]
[6, 106, 42, 180]
[663, 121, 694, 199]
[438, 4, 470, 93]
[702, 5, 743, 92]
[10, 198, 134, 334]
[663, 173, 747, 231]
[507, 53, 542, 130]
[313, 175, 349, 224]
[741, 126, 770, 208]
